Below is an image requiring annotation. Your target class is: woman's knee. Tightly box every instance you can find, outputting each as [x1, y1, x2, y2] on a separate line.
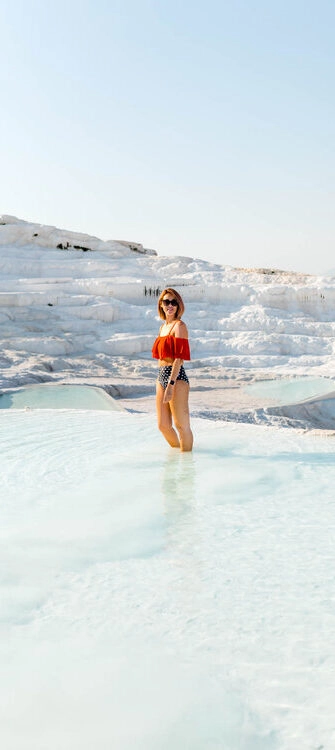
[158, 420, 173, 435]
[174, 421, 191, 436]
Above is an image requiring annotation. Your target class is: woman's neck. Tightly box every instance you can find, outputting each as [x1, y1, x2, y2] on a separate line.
[164, 317, 177, 328]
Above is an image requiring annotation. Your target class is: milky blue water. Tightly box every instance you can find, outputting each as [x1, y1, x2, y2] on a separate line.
[244, 375, 335, 404]
[1, 409, 335, 749]
[0, 384, 119, 411]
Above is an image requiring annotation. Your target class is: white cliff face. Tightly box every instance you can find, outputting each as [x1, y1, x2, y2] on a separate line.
[0, 215, 335, 391]
[0, 215, 156, 256]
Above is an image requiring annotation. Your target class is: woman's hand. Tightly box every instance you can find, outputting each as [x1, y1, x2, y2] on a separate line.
[163, 384, 174, 403]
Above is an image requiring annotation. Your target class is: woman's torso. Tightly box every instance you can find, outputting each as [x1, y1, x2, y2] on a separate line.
[152, 319, 191, 366]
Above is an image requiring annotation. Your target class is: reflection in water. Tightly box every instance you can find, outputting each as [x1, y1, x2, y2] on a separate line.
[160, 452, 204, 615]
[161, 451, 196, 525]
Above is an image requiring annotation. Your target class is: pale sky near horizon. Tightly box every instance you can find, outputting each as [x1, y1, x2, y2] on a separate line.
[1, 0, 334, 274]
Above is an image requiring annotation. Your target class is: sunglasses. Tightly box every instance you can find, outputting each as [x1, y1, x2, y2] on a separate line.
[162, 298, 178, 307]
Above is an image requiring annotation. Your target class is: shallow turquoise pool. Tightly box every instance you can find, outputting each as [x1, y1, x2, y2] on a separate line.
[244, 376, 335, 404]
[0, 384, 120, 411]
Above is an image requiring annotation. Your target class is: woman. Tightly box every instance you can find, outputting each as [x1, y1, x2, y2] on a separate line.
[152, 288, 193, 452]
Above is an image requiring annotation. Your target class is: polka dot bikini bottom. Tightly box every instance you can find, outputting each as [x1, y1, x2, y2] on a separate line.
[157, 365, 189, 390]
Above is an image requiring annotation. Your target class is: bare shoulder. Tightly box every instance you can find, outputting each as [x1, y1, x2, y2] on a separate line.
[175, 320, 188, 338]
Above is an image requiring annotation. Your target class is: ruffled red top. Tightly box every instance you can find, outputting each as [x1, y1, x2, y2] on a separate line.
[152, 335, 191, 361]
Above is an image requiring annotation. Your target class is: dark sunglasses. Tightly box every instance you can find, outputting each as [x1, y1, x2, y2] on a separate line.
[162, 298, 178, 307]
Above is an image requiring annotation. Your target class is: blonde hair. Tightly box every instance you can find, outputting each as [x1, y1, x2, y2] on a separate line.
[157, 288, 185, 321]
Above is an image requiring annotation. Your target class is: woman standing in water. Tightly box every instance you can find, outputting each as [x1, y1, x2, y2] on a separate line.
[152, 288, 193, 452]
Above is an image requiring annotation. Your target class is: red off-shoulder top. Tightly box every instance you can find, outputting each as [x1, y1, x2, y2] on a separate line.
[152, 335, 191, 361]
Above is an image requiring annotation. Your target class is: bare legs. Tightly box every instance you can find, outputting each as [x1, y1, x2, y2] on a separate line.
[156, 381, 193, 452]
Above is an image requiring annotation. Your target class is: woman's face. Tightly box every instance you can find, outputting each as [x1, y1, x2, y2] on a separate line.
[161, 294, 179, 321]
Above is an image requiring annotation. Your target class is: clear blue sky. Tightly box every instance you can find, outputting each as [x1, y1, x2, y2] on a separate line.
[1, 0, 334, 273]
